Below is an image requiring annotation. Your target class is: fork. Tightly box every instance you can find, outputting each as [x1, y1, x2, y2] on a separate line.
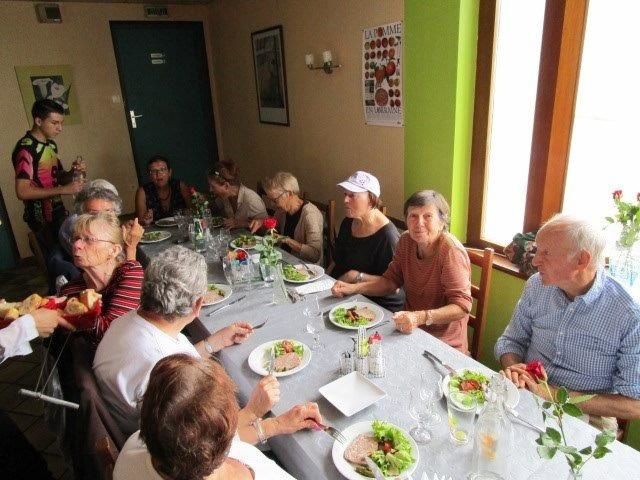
[252, 318, 270, 329]
[314, 421, 347, 444]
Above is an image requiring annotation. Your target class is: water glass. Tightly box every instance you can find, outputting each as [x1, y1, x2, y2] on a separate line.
[447, 391, 477, 445]
[409, 389, 432, 444]
[303, 295, 324, 350]
[419, 372, 443, 426]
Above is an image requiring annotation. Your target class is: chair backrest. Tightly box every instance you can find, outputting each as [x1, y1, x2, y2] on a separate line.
[466, 247, 494, 359]
[380, 206, 407, 231]
[70, 336, 126, 479]
[306, 198, 336, 267]
[95, 436, 118, 480]
[27, 231, 48, 275]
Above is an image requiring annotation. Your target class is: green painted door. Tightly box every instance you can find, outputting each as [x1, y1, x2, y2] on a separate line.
[0, 188, 18, 270]
[110, 21, 218, 191]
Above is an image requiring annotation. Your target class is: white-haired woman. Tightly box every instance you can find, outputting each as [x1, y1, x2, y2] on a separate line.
[250, 172, 324, 263]
[94, 246, 279, 440]
[333, 190, 472, 353]
[60, 213, 144, 345]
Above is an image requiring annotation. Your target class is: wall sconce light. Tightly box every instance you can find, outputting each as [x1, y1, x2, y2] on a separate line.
[305, 50, 341, 74]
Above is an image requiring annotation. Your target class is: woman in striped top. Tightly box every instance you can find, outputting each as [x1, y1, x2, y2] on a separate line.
[332, 190, 472, 353]
[61, 212, 144, 345]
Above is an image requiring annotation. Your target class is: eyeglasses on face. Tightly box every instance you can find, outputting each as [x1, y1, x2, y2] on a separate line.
[268, 190, 288, 202]
[149, 167, 168, 175]
[72, 235, 115, 245]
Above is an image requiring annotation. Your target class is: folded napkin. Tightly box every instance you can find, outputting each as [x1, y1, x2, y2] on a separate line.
[294, 278, 335, 295]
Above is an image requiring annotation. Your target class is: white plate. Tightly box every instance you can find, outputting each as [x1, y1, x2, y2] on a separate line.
[202, 283, 232, 307]
[441, 368, 520, 412]
[140, 231, 172, 243]
[155, 217, 177, 227]
[328, 301, 385, 330]
[283, 264, 325, 283]
[247, 339, 311, 378]
[319, 371, 386, 416]
[229, 235, 262, 250]
[331, 420, 419, 480]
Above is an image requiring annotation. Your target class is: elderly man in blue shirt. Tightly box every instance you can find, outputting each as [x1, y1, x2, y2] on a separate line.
[495, 214, 640, 430]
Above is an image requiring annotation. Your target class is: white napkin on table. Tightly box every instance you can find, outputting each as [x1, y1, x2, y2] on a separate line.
[294, 278, 335, 295]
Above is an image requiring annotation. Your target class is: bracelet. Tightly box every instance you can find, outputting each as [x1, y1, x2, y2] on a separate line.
[424, 309, 434, 326]
[355, 271, 364, 283]
[251, 418, 267, 445]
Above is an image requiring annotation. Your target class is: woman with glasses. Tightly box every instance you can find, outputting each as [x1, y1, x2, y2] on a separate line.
[250, 172, 324, 263]
[208, 160, 267, 229]
[135, 155, 191, 226]
[60, 212, 144, 345]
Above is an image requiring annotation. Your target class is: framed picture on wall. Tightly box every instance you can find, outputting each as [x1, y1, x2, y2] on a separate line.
[251, 25, 289, 126]
[15, 65, 81, 125]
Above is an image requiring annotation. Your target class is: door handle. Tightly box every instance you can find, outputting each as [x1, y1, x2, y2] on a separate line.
[129, 110, 143, 128]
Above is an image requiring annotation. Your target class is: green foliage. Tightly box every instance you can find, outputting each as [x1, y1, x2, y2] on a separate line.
[534, 380, 615, 474]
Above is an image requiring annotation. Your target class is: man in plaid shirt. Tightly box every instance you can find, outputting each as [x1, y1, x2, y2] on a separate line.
[496, 214, 640, 430]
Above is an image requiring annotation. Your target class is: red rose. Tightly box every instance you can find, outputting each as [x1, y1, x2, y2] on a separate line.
[612, 190, 622, 200]
[263, 217, 278, 230]
[235, 250, 248, 261]
[525, 360, 546, 381]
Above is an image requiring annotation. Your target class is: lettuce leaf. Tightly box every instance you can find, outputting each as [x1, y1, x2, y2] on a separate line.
[369, 420, 415, 476]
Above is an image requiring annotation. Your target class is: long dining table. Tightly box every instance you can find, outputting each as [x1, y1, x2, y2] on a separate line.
[138, 228, 640, 480]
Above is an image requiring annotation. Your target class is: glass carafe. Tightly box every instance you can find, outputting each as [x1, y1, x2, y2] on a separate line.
[271, 263, 290, 305]
[469, 375, 513, 480]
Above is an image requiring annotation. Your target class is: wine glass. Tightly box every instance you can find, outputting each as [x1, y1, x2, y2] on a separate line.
[419, 371, 443, 426]
[409, 389, 432, 444]
[303, 295, 324, 350]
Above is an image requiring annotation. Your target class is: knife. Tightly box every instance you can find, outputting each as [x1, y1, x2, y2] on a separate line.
[422, 350, 457, 376]
[504, 405, 546, 434]
[365, 457, 385, 480]
[206, 295, 246, 317]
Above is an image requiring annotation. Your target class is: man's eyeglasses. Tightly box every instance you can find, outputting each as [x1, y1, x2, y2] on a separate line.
[268, 190, 288, 203]
[149, 167, 168, 175]
[72, 235, 115, 245]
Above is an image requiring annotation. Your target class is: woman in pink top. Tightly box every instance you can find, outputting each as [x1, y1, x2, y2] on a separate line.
[332, 190, 472, 353]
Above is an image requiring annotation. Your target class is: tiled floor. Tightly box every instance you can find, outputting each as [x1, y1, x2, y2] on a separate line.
[1, 259, 73, 479]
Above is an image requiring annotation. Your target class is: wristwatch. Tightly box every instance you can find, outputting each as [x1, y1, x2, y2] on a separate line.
[251, 418, 267, 445]
[355, 271, 364, 283]
[204, 338, 215, 355]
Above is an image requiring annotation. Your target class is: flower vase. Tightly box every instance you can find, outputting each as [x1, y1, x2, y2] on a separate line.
[566, 470, 582, 480]
[259, 261, 276, 283]
[609, 241, 640, 289]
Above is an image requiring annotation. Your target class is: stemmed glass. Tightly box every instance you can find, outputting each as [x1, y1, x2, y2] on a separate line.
[419, 371, 443, 426]
[409, 388, 432, 444]
[303, 295, 324, 350]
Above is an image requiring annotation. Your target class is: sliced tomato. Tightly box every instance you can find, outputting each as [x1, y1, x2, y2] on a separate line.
[460, 379, 481, 392]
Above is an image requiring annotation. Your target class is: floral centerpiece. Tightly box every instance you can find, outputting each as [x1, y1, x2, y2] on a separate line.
[606, 190, 640, 248]
[525, 361, 615, 478]
[259, 217, 280, 266]
[189, 187, 210, 219]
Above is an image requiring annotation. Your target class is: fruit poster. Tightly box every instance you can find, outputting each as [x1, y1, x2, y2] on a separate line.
[362, 21, 403, 127]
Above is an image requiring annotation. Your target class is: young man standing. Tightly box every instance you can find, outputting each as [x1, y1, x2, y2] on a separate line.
[12, 99, 85, 253]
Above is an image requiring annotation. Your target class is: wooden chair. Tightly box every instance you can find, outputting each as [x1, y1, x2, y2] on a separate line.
[27, 231, 48, 276]
[466, 247, 494, 359]
[95, 436, 118, 480]
[305, 197, 336, 267]
[380, 206, 407, 231]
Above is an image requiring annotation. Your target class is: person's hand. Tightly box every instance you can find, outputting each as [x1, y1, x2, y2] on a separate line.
[72, 157, 87, 174]
[214, 322, 253, 349]
[331, 281, 357, 298]
[62, 180, 84, 196]
[500, 363, 531, 389]
[223, 218, 237, 229]
[520, 372, 555, 401]
[141, 209, 154, 227]
[31, 309, 75, 338]
[246, 375, 280, 417]
[273, 402, 323, 435]
[393, 310, 423, 334]
[122, 218, 144, 247]
[249, 219, 262, 234]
